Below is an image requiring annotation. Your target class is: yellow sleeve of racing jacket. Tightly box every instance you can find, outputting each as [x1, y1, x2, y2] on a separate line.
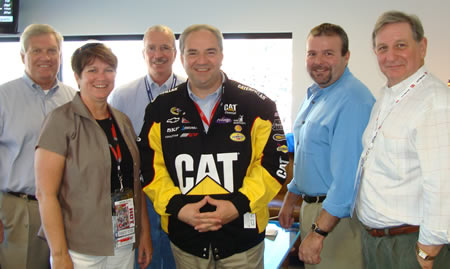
[238, 116, 287, 233]
[142, 122, 181, 231]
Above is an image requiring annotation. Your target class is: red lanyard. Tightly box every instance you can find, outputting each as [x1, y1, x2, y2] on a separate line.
[193, 98, 221, 127]
[108, 112, 124, 191]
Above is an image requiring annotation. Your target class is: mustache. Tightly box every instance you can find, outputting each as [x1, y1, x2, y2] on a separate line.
[311, 64, 330, 71]
[151, 57, 168, 64]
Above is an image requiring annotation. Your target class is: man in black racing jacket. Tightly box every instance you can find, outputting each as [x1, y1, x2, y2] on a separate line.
[139, 24, 288, 268]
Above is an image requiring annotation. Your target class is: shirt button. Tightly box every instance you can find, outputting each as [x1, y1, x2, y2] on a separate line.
[214, 248, 219, 253]
[215, 254, 220, 259]
[302, 120, 305, 124]
[203, 253, 206, 257]
[312, 101, 315, 104]
[203, 248, 207, 251]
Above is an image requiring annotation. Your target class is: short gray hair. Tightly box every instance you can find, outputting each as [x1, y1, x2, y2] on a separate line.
[372, 10, 424, 48]
[143, 25, 176, 49]
[20, 24, 63, 54]
[179, 24, 223, 54]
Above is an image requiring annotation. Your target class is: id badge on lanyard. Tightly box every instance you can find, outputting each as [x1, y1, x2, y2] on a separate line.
[112, 188, 135, 248]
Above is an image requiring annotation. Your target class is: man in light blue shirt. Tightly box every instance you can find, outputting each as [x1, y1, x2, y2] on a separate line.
[0, 24, 76, 269]
[279, 23, 374, 269]
[108, 25, 185, 269]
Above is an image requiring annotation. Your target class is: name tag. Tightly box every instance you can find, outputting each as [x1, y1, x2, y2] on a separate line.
[243, 212, 256, 229]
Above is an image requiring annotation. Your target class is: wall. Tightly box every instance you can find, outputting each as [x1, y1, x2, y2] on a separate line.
[17, 0, 450, 127]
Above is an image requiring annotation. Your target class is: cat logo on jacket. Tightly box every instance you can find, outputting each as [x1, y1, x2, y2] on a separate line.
[230, 132, 245, 142]
[175, 152, 238, 194]
[224, 104, 237, 115]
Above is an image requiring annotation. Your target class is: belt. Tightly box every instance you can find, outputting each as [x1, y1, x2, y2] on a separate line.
[8, 191, 37, 201]
[302, 194, 326, 203]
[364, 225, 419, 237]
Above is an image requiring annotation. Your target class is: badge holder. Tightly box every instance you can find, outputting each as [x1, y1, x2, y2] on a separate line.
[111, 176, 135, 249]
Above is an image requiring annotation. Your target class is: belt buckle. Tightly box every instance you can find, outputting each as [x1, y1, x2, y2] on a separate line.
[19, 193, 29, 199]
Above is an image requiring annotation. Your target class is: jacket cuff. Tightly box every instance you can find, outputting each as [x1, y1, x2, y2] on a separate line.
[166, 194, 187, 217]
[231, 192, 251, 216]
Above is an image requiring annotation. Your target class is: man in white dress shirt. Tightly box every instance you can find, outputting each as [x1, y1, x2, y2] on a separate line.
[355, 10, 449, 269]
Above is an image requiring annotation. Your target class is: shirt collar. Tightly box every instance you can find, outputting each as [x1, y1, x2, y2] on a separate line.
[146, 73, 175, 90]
[22, 72, 59, 93]
[387, 65, 427, 95]
[187, 72, 225, 102]
[307, 66, 350, 98]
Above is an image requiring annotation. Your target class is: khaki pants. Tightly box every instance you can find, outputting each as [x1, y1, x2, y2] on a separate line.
[300, 202, 364, 269]
[171, 241, 264, 269]
[0, 192, 50, 269]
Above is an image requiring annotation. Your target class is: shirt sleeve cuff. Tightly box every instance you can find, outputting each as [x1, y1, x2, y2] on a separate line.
[418, 226, 449, 245]
[287, 179, 301, 195]
[321, 200, 349, 219]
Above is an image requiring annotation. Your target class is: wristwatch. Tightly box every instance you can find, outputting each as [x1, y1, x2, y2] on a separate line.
[416, 244, 436, 261]
[311, 222, 328, 237]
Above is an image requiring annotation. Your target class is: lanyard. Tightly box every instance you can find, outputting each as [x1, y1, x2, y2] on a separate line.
[193, 98, 221, 127]
[361, 71, 428, 165]
[144, 74, 177, 102]
[107, 112, 124, 192]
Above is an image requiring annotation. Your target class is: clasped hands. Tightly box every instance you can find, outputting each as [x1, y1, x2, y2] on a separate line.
[177, 196, 239, 232]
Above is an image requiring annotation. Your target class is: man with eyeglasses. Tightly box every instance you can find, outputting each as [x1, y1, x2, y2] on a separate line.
[108, 24, 185, 269]
[0, 24, 76, 269]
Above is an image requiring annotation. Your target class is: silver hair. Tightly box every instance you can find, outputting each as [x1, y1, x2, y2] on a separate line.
[143, 24, 176, 49]
[20, 24, 63, 54]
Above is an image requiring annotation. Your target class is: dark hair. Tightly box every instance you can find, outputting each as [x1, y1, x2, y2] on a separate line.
[71, 42, 118, 77]
[309, 23, 349, 56]
[372, 11, 424, 48]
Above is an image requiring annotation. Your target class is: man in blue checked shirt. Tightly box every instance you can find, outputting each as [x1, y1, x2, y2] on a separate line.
[279, 23, 374, 269]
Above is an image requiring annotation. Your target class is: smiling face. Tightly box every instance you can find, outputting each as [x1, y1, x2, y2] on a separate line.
[306, 34, 349, 88]
[76, 58, 116, 103]
[181, 29, 223, 97]
[374, 22, 427, 87]
[21, 33, 60, 90]
[143, 30, 176, 84]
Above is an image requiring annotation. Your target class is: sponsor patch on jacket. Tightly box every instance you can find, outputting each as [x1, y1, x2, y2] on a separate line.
[167, 117, 180, 124]
[233, 115, 245, 125]
[272, 134, 286, 141]
[182, 118, 191, 124]
[224, 104, 237, 115]
[180, 133, 199, 138]
[182, 126, 198, 131]
[167, 127, 180, 133]
[234, 125, 243, 132]
[272, 119, 283, 131]
[165, 134, 179, 139]
[237, 84, 267, 100]
[170, 107, 182, 116]
[216, 117, 232, 124]
[277, 145, 288, 153]
[230, 132, 246, 142]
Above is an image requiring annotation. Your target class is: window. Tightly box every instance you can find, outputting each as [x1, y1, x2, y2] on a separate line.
[0, 34, 292, 130]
